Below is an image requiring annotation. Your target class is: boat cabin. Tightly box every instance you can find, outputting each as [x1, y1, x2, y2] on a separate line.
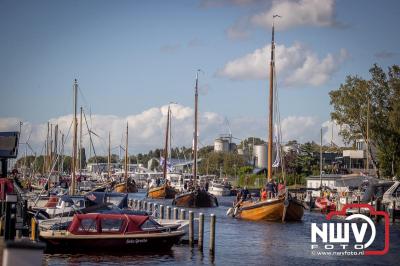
[68, 214, 163, 235]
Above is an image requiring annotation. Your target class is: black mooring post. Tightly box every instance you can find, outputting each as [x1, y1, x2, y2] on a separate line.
[1, 158, 7, 178]
[4, 193, 18, 241]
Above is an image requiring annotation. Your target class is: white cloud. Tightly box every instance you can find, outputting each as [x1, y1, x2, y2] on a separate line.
[217, 42, 348, 86]
[280, 116, 317, 142]
[0, 106, 348, 159]
[0, 105, 225, 157]
[321, 120, 347, 147]
[251, 0, 336, 30]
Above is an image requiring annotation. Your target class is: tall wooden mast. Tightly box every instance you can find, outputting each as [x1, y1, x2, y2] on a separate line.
[267, 21, 276, 181]
[125, 122, 128, 181]
[163, 106, 170, 179]
[70, 79, 78, 195]
[108, 132, 111, 178]
[79, 106, 83, 176]
[192, 70, 200, 184]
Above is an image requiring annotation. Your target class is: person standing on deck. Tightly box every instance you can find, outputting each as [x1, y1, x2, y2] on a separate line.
[266, 180, 274, 199]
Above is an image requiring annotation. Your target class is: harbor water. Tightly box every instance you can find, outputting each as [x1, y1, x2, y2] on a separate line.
[44, 193, 400, 266]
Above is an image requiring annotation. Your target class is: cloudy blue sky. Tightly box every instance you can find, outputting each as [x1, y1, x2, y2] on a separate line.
[1, 0, 399, 155]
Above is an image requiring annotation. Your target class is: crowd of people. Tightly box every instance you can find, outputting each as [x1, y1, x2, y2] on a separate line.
[235, 178, 286, 207]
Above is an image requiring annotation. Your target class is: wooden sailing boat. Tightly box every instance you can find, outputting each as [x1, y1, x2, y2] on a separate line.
[230, 17, 303, 221]
[172, 70, 218, 208]
[113, 123, 138, 193]
[148, 105, 177, 199]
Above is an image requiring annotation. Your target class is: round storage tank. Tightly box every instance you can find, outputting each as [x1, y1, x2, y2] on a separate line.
[253, 144, 268, 168]
[214, 138, 230, 152]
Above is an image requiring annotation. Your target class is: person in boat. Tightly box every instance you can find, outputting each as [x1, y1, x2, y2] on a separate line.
[272, 179, 278, 197]
[278, 180, 285, 195]
[184, 181, 188, 191]
[266, 180, 275, 199]
[156, 177, 161, 187]
[205, 181, 209, 192]
[241, 186, 250, 201]
[235, 190, 242, 204]
[261, 188, 267, 201]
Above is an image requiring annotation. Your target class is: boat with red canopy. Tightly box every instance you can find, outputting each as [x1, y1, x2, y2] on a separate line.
[40, 213, 185, 252]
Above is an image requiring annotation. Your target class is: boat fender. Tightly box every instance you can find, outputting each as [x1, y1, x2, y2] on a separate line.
[284, 199, 290, 207]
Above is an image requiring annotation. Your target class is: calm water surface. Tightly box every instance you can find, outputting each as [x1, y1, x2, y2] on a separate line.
[44, 193, 400, 266]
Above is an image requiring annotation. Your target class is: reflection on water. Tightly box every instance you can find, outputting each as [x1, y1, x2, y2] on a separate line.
[44, 194, 400, 266]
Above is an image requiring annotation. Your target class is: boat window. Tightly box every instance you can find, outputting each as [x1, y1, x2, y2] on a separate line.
[140, 219, 160, 230]
[106, 196, 124, 206]
[101, 218, 124, 233]
[78, 218, 97, 233]
[393, 185, 400, 198]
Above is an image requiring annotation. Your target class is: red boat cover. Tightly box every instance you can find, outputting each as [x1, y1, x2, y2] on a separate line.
[68, 213, 149, 235]
[0, 178, 14, 200]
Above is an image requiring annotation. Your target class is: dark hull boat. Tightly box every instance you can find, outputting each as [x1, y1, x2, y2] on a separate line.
[40, 213, 184, 253]
[172, 189, 218, 208]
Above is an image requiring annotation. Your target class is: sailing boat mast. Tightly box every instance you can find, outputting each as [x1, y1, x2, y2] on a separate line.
[70, 79, 78, 195]
[366, 99, 370, 172]
[79, 106, 83, 177]
[125, 122, 128, 181]
[192, 70, 200, 185]
[163, 106, 170, 179]
[267, 20, 276, 181]
[108, 132, 111, 178]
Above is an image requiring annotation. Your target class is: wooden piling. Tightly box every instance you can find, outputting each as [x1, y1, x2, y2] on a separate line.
[144, 201, 148, 212]
[173, 207, 178, 220]
[180, 209, 186, 220]
[167, 206, 171, 219]
[189, 211, 194, 246]
[210, 214, 216, 254]
[393, 200, 396, 223]
[375, 198, 381, 223]
[154, 203, 159, 216]
[198, 213, 204, 250]
[160, 205, 165, 219]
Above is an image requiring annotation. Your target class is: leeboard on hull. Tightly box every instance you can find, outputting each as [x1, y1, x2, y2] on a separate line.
[236, 197, 303, 222]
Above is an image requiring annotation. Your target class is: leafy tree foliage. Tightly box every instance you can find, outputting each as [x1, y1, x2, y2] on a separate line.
[329, 64, 400, 177]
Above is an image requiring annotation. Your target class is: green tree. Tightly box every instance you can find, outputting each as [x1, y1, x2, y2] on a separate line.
[88, 156, 107, 164]
[329, 64, 400, 177]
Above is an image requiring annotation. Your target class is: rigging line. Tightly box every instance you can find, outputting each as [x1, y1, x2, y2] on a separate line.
[82, 109, 101, 173]
[77, 85, 91, 112]
[33, 119, 73, 206]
